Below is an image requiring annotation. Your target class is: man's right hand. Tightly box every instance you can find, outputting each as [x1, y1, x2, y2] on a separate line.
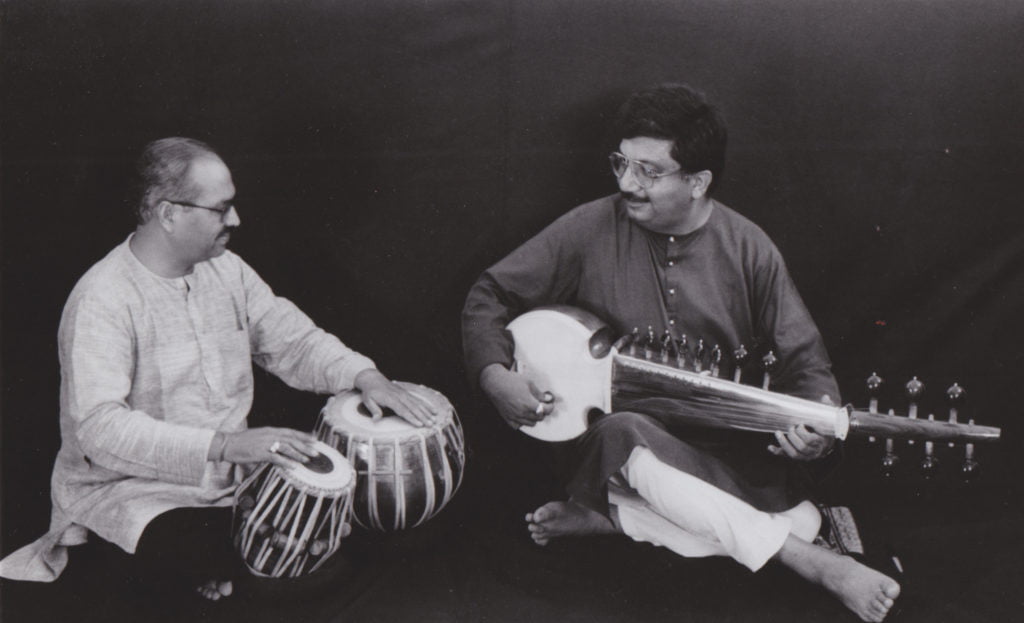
[213, 427, 320, 469]
[479, 363, 555, 430]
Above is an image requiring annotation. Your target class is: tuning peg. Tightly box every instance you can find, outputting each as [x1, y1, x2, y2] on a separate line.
[628, 327, 640, 357]
[644, 326, 656, 360]
[693, 338, 706, 372]
[867, 372, 884, 410]
[761, 351, 778, 390]
[920, 414, 939, 478]
[675, 335, 689, 368]
[660, 330, 674, 364]
[733, 344, 749, 383]
[905, 377, 924, 445]
[866, 372, 884, 442]
[961, 418, 980, 481]
[710, 345, 723, 378]
[881, 409, 899, 478]
[946, 382, 965, 448]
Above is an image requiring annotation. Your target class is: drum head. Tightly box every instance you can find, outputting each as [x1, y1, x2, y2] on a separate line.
[279, 440, 354, 494]
[322, 382, 453, 437]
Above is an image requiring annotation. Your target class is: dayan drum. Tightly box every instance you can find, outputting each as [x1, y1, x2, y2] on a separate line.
[233, 441, 354, 578]
[315, 382, 465, 531]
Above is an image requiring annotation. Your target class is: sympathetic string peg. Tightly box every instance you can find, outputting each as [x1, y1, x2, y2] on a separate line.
[710, 345, 722, 378]
[761, 351, 778, 390]
[694, 338, 706, 372]
[946, 382, 965, 448]
[644, 326, 656, 360]
[881, 409, 899, 478]
[962, 418, 980, 480]
[733, 344, 749, 383]
[628, 327, 640, 357]
[675, 335, 689, 369]
[905, 377, 924, 445]
[866, 372, 884, 443]
[660, 330, 674, 365]
[921, 414, 939, 478]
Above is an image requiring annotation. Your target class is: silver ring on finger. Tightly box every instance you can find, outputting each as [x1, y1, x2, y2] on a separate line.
[269, 441, 282, 454]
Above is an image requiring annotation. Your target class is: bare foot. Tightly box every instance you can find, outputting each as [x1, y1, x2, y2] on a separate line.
[525, 500, 617, 546]
[821, 555, 901, 622]
[778, 536, 900, 622]
[196, 579, 233, 601]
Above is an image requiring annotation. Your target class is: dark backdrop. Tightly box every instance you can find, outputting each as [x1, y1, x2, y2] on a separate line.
[3, 1, 1023, 621]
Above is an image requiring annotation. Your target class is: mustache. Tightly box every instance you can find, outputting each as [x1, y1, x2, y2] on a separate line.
[217, 227, 237, 238]
[621, 192, 647, 203]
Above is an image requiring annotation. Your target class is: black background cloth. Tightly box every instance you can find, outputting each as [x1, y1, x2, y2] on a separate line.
[3, 1, 1023, 621]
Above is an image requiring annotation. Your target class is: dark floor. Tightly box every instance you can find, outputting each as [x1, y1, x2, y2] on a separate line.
[3, 431, 1021, 623]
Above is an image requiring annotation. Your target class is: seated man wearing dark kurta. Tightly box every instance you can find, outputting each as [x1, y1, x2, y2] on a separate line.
[461, 84, 900, 622]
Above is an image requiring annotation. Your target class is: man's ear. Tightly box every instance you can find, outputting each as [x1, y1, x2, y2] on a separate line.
[691, 171, 713, 198]
[155, 200, 177, 232]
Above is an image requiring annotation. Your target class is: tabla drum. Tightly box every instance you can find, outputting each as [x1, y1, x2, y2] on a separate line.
[315, 382, 465, 531]
[233, 440, 354, 578]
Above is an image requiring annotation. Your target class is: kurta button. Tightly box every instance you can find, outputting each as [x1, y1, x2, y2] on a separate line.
[669, 236, 676, 243]
[669, 319, 676, 325]
[668, 261, 674, 266]
[669, 288, 676, 295]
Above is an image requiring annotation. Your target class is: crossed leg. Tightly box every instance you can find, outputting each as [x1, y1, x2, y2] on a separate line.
[134, 506, 241, 602]
[526, 447, 900, 622]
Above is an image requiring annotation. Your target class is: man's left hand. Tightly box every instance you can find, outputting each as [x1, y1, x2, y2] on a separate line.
[353, 369, 440, 427]
[768, 393, 837, 461]
[767, 423, 834, 460]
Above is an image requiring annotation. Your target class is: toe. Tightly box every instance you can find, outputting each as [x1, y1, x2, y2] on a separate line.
[532, 504, 555, 522]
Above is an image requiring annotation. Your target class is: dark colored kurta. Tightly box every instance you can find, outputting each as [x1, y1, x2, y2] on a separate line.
[462, 194, 839, 514]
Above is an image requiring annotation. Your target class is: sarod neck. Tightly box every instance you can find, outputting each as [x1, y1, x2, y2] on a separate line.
[609, 354, 845, 438]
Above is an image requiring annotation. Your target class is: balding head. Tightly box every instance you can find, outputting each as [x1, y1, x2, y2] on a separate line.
[133, 137, 223, 223]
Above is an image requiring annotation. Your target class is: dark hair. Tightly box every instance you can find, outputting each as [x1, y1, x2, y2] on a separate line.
[133, 137, 221, 223]
[611, 84, 727, 194]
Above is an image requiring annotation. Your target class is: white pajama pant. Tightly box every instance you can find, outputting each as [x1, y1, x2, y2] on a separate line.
[609, 447, 821, 572]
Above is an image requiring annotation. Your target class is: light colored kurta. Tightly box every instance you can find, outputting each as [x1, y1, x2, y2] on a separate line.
[0, 236, 375, 581]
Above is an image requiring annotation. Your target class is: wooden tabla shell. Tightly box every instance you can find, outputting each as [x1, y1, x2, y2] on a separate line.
[315, 383, 465, 531]
[233, 440, 354, 578]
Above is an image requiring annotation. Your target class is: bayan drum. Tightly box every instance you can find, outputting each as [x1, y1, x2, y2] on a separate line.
[233, 441, 354, 578]
[315, 382, 465, 531]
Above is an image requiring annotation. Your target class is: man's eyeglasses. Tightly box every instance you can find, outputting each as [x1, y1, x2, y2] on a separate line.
[609, 152, 683, 189]
[164, 199, 235, 221]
